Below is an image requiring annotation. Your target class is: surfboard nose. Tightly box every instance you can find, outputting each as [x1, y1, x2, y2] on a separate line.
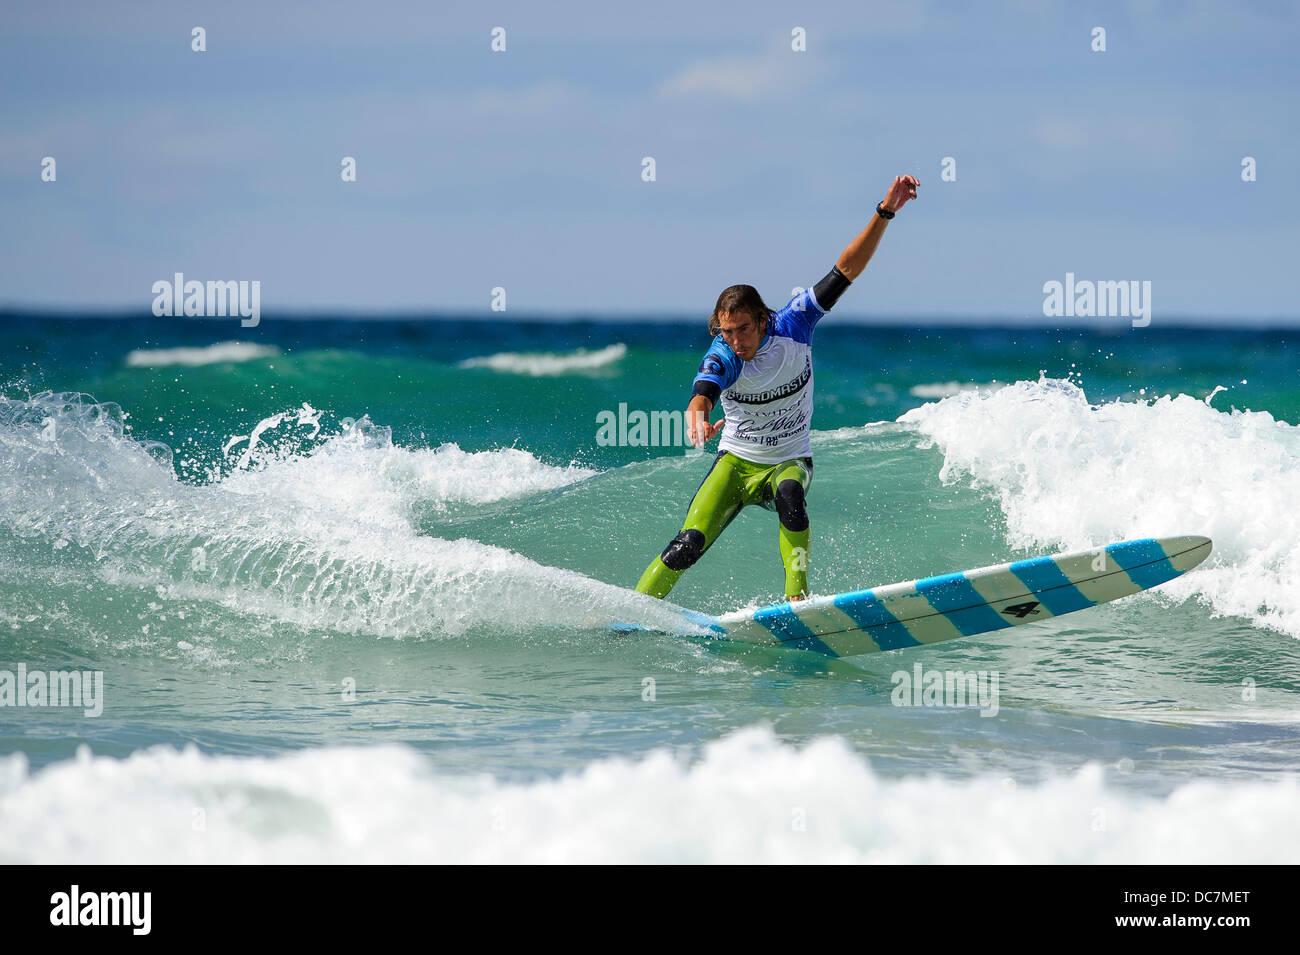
[1161, 536, 1213, 573]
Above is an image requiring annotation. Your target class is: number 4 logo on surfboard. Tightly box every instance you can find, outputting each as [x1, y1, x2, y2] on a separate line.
[1001, 601, 1042, 619]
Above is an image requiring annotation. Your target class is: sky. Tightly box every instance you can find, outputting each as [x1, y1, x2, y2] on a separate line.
[2, 0, 1297, 322]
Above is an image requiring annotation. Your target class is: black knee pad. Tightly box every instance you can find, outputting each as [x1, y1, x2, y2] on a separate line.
[660, 529, 706, 570]
[774, 480, 808, 532]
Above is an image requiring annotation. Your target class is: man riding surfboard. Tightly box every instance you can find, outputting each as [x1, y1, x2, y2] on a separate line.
[635, 175, 920, 602]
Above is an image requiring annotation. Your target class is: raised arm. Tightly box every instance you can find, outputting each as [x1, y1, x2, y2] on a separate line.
[834, 175, 920, 281]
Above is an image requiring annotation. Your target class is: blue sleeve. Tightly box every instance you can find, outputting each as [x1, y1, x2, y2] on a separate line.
[771, 287, 827, 345]
[692, 336, 741, 400]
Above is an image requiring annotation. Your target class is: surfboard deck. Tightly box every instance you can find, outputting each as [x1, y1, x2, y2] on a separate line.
[657, 536, 1212, 658]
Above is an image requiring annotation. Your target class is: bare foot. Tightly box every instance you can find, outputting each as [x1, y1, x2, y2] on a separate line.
[789, 594, 806, 602]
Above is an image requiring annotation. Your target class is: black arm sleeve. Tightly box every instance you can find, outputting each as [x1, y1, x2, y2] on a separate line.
[812, 265, 852, 311]
[692, 379, 721, 404]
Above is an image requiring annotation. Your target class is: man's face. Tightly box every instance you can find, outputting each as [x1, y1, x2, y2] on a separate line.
[717, 310, 765, 361]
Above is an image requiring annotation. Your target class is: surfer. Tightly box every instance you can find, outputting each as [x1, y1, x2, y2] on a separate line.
[635, 175, 920, 602]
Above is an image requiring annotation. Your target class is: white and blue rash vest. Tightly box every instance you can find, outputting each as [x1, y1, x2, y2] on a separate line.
[692, 276, 845, 465]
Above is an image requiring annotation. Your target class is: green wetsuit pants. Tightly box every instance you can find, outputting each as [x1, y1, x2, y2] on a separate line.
[635, 451, 813, 599]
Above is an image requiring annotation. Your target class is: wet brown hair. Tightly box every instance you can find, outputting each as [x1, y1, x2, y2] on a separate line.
[707, 285, 775, 337]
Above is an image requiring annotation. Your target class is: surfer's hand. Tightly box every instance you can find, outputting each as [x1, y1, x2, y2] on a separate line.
[882, 174, 919, 213]
[686, 408, 724, 447]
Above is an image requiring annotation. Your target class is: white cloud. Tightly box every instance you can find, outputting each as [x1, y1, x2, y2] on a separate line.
[660, 57, 782, 100]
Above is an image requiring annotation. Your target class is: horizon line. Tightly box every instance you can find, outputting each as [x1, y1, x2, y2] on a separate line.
[2, 306, 1297, 330]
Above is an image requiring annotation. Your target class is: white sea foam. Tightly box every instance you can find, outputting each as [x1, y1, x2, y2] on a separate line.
[125, 342, 279, 367]
[0, 393, 687, 640]
[0, 725, 1292, 863]
[217, 405, 598, 524]
[900, 377, 1300, 638]
[458, 343, 627, 376]
[812, 421, 907, 444]
[909, 381, 1006, 400]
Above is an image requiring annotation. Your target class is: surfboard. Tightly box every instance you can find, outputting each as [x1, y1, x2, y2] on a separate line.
[665, 536, 1212, 658]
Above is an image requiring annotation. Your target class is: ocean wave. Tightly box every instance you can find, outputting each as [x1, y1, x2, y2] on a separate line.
[0, 392, 687, 641]
[457, 343, 627, 376]
[899, 376, 1300, 638]
[215, 403, 598, 516]
[124, 342, 279, 367]
[908, 381, 1002, 399]
[1, 725, 1293, 863]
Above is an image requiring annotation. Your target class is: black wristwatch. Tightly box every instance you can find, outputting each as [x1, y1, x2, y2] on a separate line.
[875, 201, 895, 220]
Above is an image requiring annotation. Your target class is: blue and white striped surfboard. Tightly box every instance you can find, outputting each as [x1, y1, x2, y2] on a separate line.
[670, 536, 1212, 657]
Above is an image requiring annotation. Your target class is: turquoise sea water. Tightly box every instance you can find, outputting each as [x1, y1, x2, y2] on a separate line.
[1, 314, 1298, 863]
